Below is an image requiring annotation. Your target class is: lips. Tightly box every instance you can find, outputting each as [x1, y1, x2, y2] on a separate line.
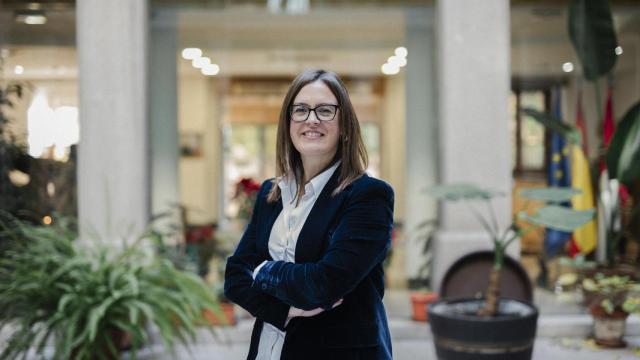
[301, 131, 325, 139]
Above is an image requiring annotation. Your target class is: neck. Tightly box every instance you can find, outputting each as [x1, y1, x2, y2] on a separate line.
[301, 154, 335, 183]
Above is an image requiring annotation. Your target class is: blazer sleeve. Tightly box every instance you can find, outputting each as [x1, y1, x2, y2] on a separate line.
[251, 180, 394, 310]
[223, 180, 291, 331]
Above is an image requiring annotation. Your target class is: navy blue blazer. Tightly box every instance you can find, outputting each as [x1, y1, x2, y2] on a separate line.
[224, 167, 394, 360]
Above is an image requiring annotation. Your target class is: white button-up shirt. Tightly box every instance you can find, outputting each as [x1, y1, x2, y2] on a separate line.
[255, 161, 340, 360]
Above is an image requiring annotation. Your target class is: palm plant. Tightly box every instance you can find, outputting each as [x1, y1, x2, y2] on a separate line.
[427, 184, 595, 316]
[0, 216, 219, 360]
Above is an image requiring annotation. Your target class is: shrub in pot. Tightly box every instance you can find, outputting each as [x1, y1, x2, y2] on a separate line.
[0, 217, 219, 360]
[426, 184, 595, 360]
[582, 273, 640, 347]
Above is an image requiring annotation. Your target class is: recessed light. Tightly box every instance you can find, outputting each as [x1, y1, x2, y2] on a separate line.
[394, 47, 408, 58]
[562, 62, 574, 73]
[192, 57, 211, 69]
[182, 48, 202, 60]
[15, 10, 47, 25]
[202, 64, 220, 76]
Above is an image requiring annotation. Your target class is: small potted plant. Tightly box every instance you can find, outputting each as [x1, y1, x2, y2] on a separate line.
[0, 216, 220, 359]
[582, 273, 640, 347]
[426, 184, 595, 360]
[408, 219, 438, 322]
[201, 230, 238, 326]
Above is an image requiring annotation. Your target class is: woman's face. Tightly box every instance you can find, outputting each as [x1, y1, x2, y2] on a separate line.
[289, 81, 340, 164]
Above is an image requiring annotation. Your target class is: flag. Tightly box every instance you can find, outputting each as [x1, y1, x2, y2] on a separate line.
[571, 146, 597, 254]
[596, 86, 623, 262]
[545, 87, 573, 256]
[570, 87, 597, 254]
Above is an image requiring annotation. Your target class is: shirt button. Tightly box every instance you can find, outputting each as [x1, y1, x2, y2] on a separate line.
[261, 283, 268, 290]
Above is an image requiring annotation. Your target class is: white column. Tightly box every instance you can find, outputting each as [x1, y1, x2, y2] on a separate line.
[404, 8, 438, 286]
[432, 0, 515, 292]
[77, 0, 150, 240]
[150, 11, 179, 220]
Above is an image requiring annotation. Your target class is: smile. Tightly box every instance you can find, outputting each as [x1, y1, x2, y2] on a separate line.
[302, 131, 325, 138]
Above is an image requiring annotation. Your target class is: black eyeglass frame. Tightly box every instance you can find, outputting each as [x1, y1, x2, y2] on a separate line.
[289, 104, 340, 122]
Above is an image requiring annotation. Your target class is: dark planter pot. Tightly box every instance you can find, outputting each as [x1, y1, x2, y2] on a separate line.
[428, 298, 538, 360]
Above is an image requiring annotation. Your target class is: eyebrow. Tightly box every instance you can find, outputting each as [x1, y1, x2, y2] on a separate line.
[292, 102, 338, 107]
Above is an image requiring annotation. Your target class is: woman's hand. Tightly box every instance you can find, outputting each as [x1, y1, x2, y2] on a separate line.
[288, 299, 343, 320]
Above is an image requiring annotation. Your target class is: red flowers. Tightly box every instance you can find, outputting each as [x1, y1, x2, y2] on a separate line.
[234, 178, 261, 220]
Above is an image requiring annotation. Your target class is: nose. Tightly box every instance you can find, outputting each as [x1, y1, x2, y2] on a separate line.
[306, 110, 321, 124]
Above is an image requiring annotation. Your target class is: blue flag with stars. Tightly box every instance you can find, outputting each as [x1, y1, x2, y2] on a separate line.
[545, 87, 573, 256]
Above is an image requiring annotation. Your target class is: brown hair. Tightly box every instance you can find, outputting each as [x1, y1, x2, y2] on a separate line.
[266, 69, 368, 203]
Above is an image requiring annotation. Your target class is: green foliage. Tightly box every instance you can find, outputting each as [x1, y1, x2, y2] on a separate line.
[425, 183, 503, 201]
[606, 102, 640, 185]
[426, 183, 595, 267]
[582, 273, 640, 315]
[568, 0, 618, 81]
[518, 206, 596, 233]
[518, 187, 582, 203]
[0, 217, 219, 360]
[521, 109, 582, 146]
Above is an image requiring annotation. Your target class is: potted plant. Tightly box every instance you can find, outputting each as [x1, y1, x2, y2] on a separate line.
[197, 229, 237, 326]
[526, 0, 640, 268]
[0, 216, 219, 359]
[426, 184, 595, 360]
[582, 273, 640, 347]
[408, 219, 438, 322]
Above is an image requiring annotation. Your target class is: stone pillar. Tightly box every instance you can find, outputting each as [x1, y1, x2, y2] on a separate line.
[432, 0, 515, 292]
[150, 10, 179, 222]
[76, 0, 150, 240]
[404, 8, 438, 286]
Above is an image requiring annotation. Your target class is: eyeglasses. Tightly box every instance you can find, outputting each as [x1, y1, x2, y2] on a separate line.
[290, 104, 339, 122]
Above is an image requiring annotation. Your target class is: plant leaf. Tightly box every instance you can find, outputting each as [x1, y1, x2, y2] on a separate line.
[519, 205, 595, 232]
[607, 102, 640, 184]
[568, 0, 618, 81]
[522, 108, 582, 146]
[424, 183, 503, 201]
[519, 187, 582, 203]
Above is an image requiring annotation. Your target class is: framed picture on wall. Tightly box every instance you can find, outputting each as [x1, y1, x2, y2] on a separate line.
[180, 133, 203, 157]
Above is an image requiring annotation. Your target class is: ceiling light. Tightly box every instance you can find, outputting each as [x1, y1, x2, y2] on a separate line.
[202, 64, 220, 76]
[182, 48, 202, 60]
[394, 47, 408, 58]
[15, 10, 47, 25]
[381, 63, 399, 75]
[615, 46, 623, 56]
[388, 55, 407, 68]
[562, 62, 574, 73]
[14, 65, 24, 75]
[192, 57, 211, 69]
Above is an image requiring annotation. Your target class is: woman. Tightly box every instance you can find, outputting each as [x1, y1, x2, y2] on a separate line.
[224, 69, 394, 360]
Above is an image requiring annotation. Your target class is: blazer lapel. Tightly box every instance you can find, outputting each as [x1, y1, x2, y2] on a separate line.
[295, 165, 348, 263]
[257, 182, 283, 259]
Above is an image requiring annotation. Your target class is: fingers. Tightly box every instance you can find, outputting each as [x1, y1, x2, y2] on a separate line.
[304, 308, 324, 316]
[294, 299, 345, 318]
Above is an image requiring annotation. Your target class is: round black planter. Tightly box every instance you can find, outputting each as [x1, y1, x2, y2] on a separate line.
[428, 298, 538, 360]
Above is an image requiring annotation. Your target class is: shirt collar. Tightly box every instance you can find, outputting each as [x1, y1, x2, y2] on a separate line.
[278, 160, 341, 202]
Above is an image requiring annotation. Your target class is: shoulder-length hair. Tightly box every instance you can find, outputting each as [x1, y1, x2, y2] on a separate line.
[266, 69, 368, 203]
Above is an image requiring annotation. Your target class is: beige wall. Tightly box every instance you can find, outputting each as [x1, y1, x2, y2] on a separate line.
[381, 74, 406, 223]
[178, 75, 220, 225]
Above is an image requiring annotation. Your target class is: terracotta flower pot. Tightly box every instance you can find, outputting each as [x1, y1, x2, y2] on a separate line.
[590, 305, 629, 348]
[410, 292, 438, 322]
[202, 302, 237, 326]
